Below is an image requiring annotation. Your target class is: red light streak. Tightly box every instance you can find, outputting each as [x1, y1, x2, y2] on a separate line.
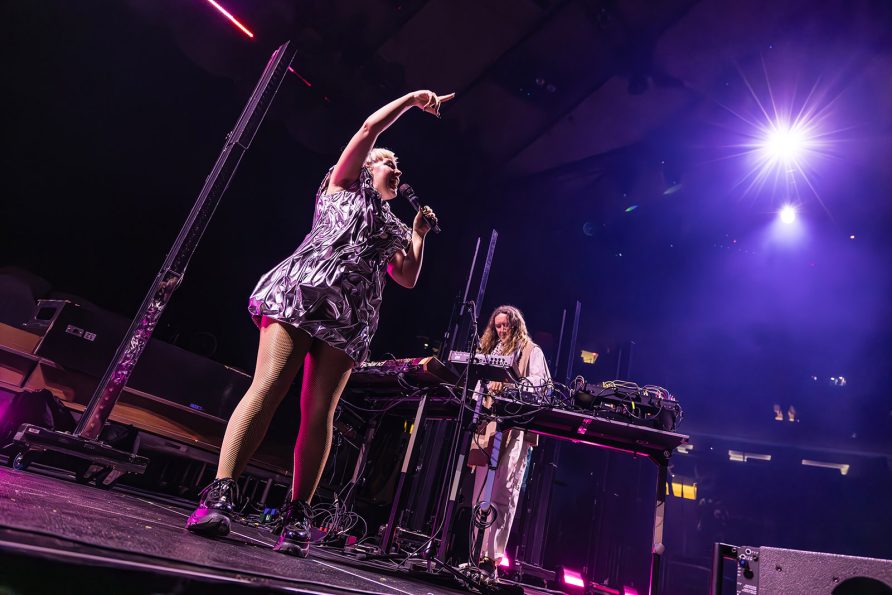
[203, 0, 254, 38]
[287, 66, 313, 87]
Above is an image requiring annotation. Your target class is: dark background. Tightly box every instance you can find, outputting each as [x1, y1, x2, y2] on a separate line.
[4, 0, 892, 590]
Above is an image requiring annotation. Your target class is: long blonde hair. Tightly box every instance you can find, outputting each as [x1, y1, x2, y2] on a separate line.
[479, 305, 530, 356]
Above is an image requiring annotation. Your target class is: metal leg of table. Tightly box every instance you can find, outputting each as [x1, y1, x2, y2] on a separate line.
[649, 457, 668, 594]
[380, 394, 429, 553]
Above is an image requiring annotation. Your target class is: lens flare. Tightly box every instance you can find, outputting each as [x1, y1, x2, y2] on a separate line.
[739, 109, 827, 211]
[719, 58, 846, 217]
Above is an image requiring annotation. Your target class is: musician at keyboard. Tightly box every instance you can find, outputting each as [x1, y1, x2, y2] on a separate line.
[467, 305, 551, 577]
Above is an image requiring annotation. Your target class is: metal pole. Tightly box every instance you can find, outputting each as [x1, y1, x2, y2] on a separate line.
[14, 42, 297, 477]
[564, 300, 582, 384]
[474, 230, 498, 311]
[554, 308, 567, 374]
[74, 42, 297, 440]
[650, 454, 670, 594]
[443, 237, 481, 357]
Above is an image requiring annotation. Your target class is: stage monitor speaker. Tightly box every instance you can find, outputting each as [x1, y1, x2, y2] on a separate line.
[29, 300, 250, 420]
[723, 544, 892, 595]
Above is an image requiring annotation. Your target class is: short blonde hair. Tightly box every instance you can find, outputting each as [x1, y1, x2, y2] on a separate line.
[365, 147, 397, 168]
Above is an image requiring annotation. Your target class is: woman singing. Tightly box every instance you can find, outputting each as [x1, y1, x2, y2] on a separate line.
[185, 90, 453, 557]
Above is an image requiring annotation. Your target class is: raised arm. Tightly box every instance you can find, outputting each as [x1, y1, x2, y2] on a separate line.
[328, 91, 455, 193]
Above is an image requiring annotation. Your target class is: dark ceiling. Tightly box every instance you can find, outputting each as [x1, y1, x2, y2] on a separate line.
[4, 0, 892, 451]
[125, 0, 892, 177]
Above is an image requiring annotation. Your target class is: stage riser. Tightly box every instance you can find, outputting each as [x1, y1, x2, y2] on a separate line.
[29, 300, 250, 420]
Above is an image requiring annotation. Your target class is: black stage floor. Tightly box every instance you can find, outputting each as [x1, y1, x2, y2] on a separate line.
[0, 467, 553, 595]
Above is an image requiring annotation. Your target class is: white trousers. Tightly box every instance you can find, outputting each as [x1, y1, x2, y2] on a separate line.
[471, 428, 531, 562]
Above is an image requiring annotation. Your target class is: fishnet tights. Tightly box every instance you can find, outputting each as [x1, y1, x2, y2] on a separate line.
[215, 318, 353, 502]
[216, 321, 306, 481]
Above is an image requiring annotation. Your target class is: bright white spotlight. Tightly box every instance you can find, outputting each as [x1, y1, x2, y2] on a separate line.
[761, 123, 807, 165]
[779, 204, 796, 224]
[726, 66, 840, 216]
[735, 114, 825, 212]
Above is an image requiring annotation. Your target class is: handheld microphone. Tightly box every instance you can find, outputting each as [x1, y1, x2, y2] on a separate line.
[398, 183, 441, 234]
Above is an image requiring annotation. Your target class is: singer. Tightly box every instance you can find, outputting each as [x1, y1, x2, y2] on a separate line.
[185, 90, 453, 557]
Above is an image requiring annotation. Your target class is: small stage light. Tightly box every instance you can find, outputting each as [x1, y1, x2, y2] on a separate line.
[561, 567, 586, 588]
[802, 459, 850, 476]
[779, 204, 796, 224]
[500, 554, 511, 568]
[580, 350, 599, 364]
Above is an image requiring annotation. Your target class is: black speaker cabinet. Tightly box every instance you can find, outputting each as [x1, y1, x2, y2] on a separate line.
[29, 299, 250, 420]
[713, 543, 892, 595]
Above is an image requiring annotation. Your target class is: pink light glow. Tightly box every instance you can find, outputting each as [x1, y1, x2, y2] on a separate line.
[623, 587, 639, 595]
[288, 66, 313, 87]
[500, 554, 511, 568]
[533, 429, 651, 458]
[203, 0, 254, 38]
[562, 568, 586, 588]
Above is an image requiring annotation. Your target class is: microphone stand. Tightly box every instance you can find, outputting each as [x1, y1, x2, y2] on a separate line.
[429, 303, 487, 564]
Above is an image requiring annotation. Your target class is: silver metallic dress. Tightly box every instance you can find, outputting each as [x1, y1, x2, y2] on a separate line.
[248, 167, 412, 363]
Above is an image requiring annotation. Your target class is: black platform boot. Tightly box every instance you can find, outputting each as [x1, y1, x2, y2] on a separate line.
[478, 556, 498, 580]
[185, 478, 238, 537]
[273, 500, 312, 557]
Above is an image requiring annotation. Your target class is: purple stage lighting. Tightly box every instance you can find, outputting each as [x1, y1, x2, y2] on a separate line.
[779, 204, 797, 224]
[732, 108, 830, 212]
[725, 65, 842, 215]
[764, 202, 806, 246]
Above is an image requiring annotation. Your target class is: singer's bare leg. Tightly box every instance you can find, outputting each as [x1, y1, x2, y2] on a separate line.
[291, 340, 354, 502]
